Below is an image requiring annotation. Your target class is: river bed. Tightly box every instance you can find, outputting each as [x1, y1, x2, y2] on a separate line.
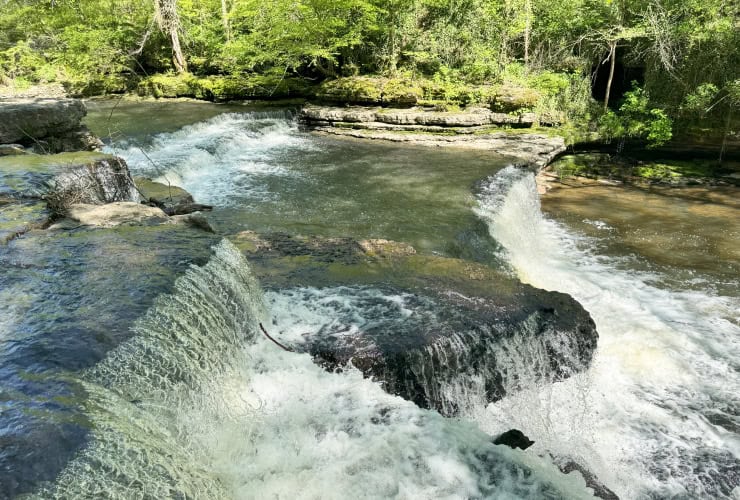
[0, 99, 737, 498]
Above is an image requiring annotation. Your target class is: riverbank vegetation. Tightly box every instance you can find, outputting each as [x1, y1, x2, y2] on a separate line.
[1, 0, 737, 148]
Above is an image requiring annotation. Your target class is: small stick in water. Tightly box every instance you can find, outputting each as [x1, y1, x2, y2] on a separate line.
[259, 323, 295, 352]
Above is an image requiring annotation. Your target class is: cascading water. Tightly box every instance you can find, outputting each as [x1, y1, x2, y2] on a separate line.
[474, 166, 740, 499]
[108, 111, 310, 207]
[265, 285, 595, 417]
[37, 240, 601, 499]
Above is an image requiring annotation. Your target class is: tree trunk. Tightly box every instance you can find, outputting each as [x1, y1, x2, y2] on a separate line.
[604, 40, 617, 111]
[524, 0, 531, 69]
[155, 0, 187, 73]
[170, 29, 187, 73]
[221, 0, 231, 43]
[719, 106, 732, 165]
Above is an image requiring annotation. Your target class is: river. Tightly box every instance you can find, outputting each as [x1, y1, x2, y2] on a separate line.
[0, 99, 737, 498]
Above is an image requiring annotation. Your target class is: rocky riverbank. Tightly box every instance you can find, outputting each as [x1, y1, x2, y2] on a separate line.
[536, 153, 740, 196]
[301, 104, 566, 168]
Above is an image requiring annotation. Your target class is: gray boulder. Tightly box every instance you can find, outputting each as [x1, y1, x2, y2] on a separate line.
[0, 98, 87, 146]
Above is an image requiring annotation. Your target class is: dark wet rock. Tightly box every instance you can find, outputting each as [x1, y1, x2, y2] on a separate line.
[233, 232, 598, 416]
[0, 98, 94, 151]
[163, 202, 213, 216]
[31, 125, 104, 154]
[173, 212, 215, 233]
[493, 429, 535, 450]
[556, 459, 620, 500]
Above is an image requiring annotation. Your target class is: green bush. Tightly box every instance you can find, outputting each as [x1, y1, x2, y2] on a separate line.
[599, 83, 673, 147]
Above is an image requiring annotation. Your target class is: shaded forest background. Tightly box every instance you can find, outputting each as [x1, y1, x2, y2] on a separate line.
[1, 0, 738, 144]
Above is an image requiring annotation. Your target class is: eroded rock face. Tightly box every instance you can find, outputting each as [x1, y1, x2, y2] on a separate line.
[36, 154, 139, 214]
[300, 105, 565, 168]
[302, 104, 536, 127]
[0, 151, 138, 240]
[0, 98, 88, 148]
[234, 232, 598, 416]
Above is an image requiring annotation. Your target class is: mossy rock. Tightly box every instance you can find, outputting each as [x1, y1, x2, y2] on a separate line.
[135, 73, 312, 101]
[316, 77, 423, 106]
[420, 81, 498, 107]
[136, 73, 206, 99]
[66, 75, 133, 97]
[134, 177, 193, 206]
[491, 85, 541, 112]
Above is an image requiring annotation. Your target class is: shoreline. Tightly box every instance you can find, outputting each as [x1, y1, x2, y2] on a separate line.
[3, 92, 737, 185]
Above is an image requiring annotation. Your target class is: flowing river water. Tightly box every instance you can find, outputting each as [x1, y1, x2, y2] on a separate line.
[1, 99, 737, 498]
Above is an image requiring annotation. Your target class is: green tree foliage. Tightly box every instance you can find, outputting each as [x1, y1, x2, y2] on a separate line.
[0, 0, 736, 143]
[599, 82, 673, 146]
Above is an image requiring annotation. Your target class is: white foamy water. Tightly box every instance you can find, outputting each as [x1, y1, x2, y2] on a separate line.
[475, 167, 740, 499]
[108, 111, 311, 207]
[43, 240, 599, 499]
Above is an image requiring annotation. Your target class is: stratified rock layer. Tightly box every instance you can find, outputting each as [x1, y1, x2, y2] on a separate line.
[301, 105, 566, 168]
[0, 98, 102, 153]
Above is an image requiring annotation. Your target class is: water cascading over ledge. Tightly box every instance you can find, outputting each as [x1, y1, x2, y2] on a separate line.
[41, 240, 266, 498]
[235, 230, 599, 417]
[39, 239, 600, 499]
[37, 241, 590, 499]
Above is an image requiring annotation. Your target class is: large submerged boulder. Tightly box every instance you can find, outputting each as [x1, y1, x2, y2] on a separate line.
[0, 98, 101, 153]
[231, 232, 598, 416]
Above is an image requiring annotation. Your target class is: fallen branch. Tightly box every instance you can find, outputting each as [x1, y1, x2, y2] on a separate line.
[259, 323, 294, 352]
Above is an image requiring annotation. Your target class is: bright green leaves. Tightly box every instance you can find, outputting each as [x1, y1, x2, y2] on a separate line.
[599, 83, 673, 146]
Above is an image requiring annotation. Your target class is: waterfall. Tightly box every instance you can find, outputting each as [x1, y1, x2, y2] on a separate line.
[474, 166, 740, 499]
[40, 239, 600, 499]
[267, 285, 596, 418]
[42, 240, 266, 498]
[109, 111, 310, 208]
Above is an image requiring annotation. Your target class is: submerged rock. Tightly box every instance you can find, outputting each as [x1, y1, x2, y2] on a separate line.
[0, 98, 96, 152]
[556, 459, 620, 500]
[493, 429, 535, 450]
[0, 199, 49, 243]
[62, 202, 168, 228]
[234, 232, 598, 416]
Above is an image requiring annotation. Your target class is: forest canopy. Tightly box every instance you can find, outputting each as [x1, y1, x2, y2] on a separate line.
[1, 0, 738, 142]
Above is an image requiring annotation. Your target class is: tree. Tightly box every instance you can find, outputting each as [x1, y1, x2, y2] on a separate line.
[155, 0, 187, 73]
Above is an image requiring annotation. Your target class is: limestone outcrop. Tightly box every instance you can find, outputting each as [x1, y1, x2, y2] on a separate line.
[300, 105, 566, 168]
[0, 98, 101, 153]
